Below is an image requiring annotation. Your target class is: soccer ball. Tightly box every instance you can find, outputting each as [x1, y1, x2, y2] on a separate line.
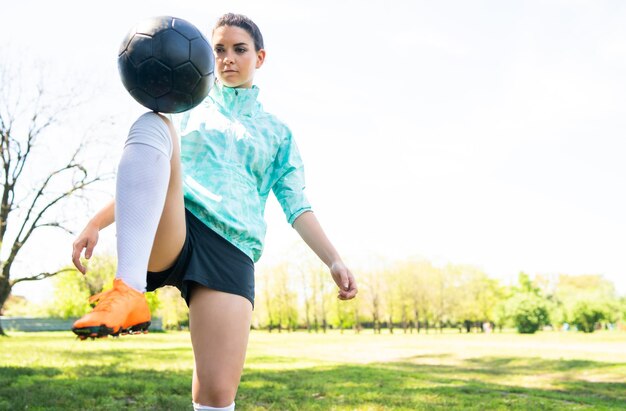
[118, 16, 215, 113]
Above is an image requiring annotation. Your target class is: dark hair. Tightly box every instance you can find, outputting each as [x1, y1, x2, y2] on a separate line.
[213, 13, 264, 51]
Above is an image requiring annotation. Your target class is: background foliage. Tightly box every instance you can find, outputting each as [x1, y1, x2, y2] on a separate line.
[7, 251, 624, 335]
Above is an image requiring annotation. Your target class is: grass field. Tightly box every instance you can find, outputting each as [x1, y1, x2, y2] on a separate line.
[0, 329, 625, 410]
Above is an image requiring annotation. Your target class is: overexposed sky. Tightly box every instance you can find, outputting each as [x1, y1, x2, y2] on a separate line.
[2, 0, 626, 302]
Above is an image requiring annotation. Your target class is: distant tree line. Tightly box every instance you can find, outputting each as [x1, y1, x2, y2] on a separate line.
[4, 254, 625, 335]
[254, 258, 625, 335]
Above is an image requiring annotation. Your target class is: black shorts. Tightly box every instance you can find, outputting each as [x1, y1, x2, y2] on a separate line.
[146, 208, 255, 309]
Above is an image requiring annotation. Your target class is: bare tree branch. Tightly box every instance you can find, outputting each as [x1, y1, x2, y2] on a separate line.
[34, 222, 76, 236]
[7, 172, 105, 265]
[12, 164, 80, 245]
[10, 267, 77, 286]
[11, 138, 85, 233]
[12, 99, 57, 185]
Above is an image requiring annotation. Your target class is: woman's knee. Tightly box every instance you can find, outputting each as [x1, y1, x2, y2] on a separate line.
[125, 112, 174, 159]
[193, 379, 237, 407]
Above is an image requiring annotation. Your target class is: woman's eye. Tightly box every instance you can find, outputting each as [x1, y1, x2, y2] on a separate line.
[214, 47, 224, 53]
[236, 48, 247, 53]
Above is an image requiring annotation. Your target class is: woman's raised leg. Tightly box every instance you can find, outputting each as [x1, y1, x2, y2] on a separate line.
[73, 112, 185, 337]
[113, 113, 185, 288]
[146, 114, 186, 272]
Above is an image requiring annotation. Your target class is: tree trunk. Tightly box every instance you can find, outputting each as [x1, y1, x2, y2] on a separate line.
[401, 309, 407, 333]
[304, 301, 311, 332]
[0, 278, 11, 336]
[354, 307, 361, 334]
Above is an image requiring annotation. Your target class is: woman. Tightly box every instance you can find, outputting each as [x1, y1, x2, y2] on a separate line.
[71, 13, 358, 411]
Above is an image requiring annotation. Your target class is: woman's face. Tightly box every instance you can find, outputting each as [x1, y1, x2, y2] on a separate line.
[212, 25, 265, 89]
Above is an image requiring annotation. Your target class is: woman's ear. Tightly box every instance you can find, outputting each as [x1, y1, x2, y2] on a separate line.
[256, 49, 266, 69]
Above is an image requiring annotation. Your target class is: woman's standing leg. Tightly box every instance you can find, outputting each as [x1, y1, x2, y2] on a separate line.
[189, 286, 253, 409]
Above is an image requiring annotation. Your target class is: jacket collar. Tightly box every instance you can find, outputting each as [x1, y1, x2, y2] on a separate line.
[210, 81, 261, 117]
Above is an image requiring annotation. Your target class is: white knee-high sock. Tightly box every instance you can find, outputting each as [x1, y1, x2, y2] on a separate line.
[115, 113, 172, 292]
[193, 401, 235, 410]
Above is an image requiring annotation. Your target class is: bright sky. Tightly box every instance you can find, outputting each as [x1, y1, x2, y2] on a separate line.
[3, 0, 626, 302]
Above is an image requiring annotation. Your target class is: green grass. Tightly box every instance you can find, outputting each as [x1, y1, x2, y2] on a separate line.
[0, 329, 625, 410]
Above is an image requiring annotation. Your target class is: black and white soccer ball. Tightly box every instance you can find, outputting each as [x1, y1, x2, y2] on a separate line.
[118, 16, 215, 113]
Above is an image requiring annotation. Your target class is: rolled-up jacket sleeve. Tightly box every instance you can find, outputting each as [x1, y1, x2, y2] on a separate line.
[271, 131, 312, 225]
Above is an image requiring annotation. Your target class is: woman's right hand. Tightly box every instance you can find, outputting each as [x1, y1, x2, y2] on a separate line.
[72, 222, 100, 274]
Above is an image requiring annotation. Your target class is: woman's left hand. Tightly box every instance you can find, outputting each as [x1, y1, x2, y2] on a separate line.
[330, 261, 358, 300]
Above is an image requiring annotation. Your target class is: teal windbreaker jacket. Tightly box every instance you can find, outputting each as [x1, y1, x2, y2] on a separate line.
[171, 82, 312, 262]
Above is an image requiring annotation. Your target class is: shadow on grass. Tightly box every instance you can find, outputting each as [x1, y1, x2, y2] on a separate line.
[238, 358, 626, 411]
[0, 358, 624, 410]
[0, 366, 191, 411]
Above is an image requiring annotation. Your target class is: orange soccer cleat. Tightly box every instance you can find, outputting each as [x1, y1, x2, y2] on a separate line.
[72, 278, 151, 339]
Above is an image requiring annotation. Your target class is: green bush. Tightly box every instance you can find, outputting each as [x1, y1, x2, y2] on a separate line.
[154, 286, 188, 330]
[507, 293, 550, 334]
[46, 270, 92, 318]
[571, 300, 605, 333]
[46, 255, 161, 318]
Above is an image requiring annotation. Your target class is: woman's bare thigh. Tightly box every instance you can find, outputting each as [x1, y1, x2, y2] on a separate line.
[147, 114, 186, 272]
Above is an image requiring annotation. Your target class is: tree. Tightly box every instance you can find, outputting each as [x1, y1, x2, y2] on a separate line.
[278, 263, 299, 332]
[549, 274, 618, 330]
[257, 262, 299, 332]
[394, 264, 414, 333]
[515, 272, 542, 296]
[453, 266, 503, 332]
[329, 290, 354, 333]
[314, 265, 333, 333]
[258, 267, 278, 332]
[362, 269, 383, 333]
[507, 293, 550, 334]
[0, 63, 113, 335]
[154, 286, 188, 330]
[493, 282, 513, 331]
[297, 257, 314, 332]
[409, 260, 433, 333]
[430, 265, 458, 332]
[571, 300, 605, 333]
[0, 293, 44, 317]
[382, 264, 401, 334]
[46, 269, 91, 319]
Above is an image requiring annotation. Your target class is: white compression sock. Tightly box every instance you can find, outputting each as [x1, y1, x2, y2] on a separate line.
[193, 401, 235, 410]
[115, 112, 173, 292]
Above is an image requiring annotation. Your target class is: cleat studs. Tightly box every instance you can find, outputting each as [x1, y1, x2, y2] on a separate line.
[73, 322, 149, 339]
